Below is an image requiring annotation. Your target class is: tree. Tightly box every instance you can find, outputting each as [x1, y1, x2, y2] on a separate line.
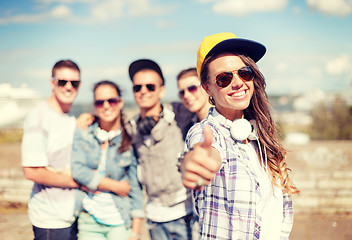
[309, 95, 352, 140]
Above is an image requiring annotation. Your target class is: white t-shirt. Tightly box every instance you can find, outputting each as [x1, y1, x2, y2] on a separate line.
[243, 142, 283, 240]
[145, 188, 193, 222]
[22, 101, 77, 229]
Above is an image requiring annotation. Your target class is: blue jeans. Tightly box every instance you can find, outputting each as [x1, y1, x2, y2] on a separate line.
[32, 220, 78, 240]
[148, 214, 193, 240]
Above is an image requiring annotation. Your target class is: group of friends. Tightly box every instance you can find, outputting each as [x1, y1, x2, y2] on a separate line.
[21, 32, 299, 240]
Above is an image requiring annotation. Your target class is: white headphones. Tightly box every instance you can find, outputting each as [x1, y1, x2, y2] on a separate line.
[211, 108, 258, 141]
[212, 108, 267, 171]
[230, 118, 258, 141]
[96, 128, 121, 143]
[230, 118, 268, 172]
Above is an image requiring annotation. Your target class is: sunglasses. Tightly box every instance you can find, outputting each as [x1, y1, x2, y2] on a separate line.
[94, 97, 121, 108]
[215, 66, 255, 88]
[54, 78, 81, 88]
[133, 84, 156, 93]
[178, 85, 199, 98]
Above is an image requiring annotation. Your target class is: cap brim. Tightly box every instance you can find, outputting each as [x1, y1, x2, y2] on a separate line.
[206, 38, 266, 63]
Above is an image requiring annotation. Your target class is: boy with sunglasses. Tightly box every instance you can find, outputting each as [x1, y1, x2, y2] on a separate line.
[22, 59, 81, 240]
[177, 67, 211, 122]
[125, 59, 196, 240]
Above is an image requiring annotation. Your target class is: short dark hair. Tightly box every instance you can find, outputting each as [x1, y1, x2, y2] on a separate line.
[52, 59, 80, 78]
[176, 67, 197, 81]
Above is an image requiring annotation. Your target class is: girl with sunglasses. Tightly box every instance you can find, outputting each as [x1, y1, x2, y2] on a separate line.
[179, 33, 299, 239]
[71, 80, 144, 240]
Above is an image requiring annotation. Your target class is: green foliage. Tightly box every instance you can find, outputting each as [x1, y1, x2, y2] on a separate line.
[309, 96, 352, 140]
[276, 119, 286, 140]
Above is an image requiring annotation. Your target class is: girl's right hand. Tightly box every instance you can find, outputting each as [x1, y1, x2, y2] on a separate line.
[181, 125, 222, 190]
[114, 180, 131, 196]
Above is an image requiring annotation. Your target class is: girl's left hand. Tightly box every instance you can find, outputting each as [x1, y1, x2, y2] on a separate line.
[129, 231, 141, 240]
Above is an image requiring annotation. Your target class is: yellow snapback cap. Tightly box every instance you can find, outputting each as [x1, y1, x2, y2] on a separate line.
[196, 32, 266, 77]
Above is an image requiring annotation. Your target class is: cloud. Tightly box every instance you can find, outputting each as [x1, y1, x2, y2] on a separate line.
[22, 69, 50, 79]
[261, 51, 338, 95]
[307, 0, 352, 17]
[50, 5, 73, 18]
[89, 0, 174, 21]
[274, 62, 288, 72]
[84, 66, 127, 79]
[0, 5, 74, 24]
[0, 0, 174, 25]
[36, 0, 95, 4]
[196, 0, 215, 3]
[326, 55, 350, 75]
[0, 14, 46, 24]
[292, 6, 302, 15]
[0, 48, 40, 63]
[121, 41, 198, 55]
[90, 0, 124, 21]
[156, 20, 178, 29]
[126, 0, 174, 17]
[308, 65, 324, 78]
[202, 0, 289, 16]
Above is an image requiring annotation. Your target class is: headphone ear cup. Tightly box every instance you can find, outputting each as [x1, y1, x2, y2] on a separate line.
[248, 120, 258, 141]
[96, 128, 109, 142]
[230, 119, 252, 141]
[137, 117, 157, 135]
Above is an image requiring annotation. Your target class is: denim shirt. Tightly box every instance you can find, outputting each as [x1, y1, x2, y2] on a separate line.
[71, 122, 145, 228]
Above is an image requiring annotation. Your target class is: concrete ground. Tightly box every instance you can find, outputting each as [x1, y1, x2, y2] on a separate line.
[1, 208, 352, 239]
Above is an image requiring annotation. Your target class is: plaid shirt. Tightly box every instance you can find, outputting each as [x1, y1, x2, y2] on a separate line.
[184, 108, 293, 240]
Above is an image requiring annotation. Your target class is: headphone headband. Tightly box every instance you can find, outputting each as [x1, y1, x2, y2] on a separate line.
[211, 108, 257, 141]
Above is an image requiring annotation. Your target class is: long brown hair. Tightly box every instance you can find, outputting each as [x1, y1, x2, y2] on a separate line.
[93, 80, 131, 153]
[200, 52, 299, 195]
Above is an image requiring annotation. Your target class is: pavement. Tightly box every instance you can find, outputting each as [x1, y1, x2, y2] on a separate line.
[1, 209, 352, 239]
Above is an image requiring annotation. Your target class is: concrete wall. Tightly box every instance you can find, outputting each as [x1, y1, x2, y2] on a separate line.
[1, 141, 352, 216]
[286, 141, 352, 215]
[0, 168, 33, 203]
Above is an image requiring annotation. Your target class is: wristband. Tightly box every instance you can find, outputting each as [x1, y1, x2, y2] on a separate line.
[177, 147, 194, 172]
[131, 232, 141, 239]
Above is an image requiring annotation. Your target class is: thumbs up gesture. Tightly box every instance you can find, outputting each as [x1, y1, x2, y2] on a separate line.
[181, 125, 222, 190]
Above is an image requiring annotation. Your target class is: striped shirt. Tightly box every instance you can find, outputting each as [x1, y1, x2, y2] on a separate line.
[82, 148, 125, 226]
[184, 108, 293, 240]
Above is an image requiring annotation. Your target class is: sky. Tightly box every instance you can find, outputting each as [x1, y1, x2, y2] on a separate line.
[1, 0, 352, 104]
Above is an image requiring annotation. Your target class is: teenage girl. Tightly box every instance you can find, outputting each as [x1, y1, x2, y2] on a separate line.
[180, 33, 299, 240]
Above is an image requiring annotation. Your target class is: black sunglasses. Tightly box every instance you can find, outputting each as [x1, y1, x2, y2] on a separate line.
[94, 97, 121, 108]
[178, 85, 199, 98]
[54, 78, 81, 89]
[215, 66, 255, 88]
[133, 84, 156, 93]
